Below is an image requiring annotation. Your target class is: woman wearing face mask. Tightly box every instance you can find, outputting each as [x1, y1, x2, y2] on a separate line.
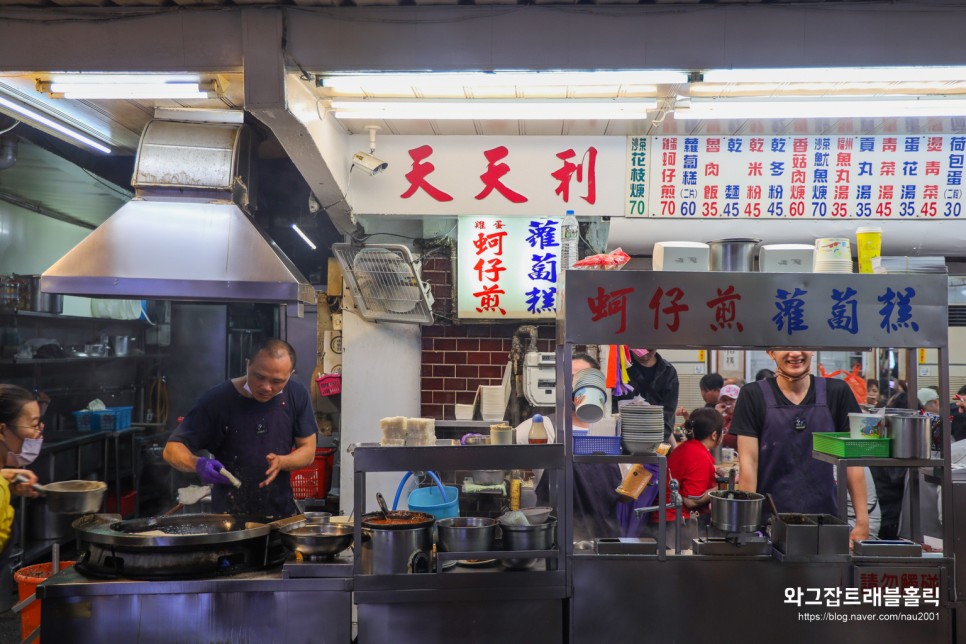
[0, 385, 42, 603]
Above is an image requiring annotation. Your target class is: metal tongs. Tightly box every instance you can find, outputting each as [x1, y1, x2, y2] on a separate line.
[724, 467, 737, 499]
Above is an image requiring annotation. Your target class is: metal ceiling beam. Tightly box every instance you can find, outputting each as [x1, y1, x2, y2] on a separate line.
[0, 189, 96, 230]
[242, 9, 362, 238]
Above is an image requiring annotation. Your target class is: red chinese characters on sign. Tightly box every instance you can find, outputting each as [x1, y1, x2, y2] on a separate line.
[706, 285, 744, 332]
[476, 146, 528, 203]
[401, 145, 453, 202]
[471, 219, 507, 316]
[587, 286, 635, 334]
[551, 147, 598, 204]
[649, 287, 688, 332]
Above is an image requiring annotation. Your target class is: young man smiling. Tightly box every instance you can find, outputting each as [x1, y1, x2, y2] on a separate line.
[731, 349, 869, 543]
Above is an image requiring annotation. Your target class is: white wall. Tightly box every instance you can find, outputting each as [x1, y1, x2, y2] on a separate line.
[0, 201, 93, 316]
[339, 308, 422, 515]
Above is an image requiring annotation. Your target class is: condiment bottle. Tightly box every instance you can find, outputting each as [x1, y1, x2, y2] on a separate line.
[615, 464, 653, 502]
[509, 472, 522, 511]
[528, 414, 549, 444]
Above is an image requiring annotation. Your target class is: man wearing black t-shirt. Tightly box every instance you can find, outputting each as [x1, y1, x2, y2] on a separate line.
[731, 349, 869, 542]
[613, 348, 679, 442]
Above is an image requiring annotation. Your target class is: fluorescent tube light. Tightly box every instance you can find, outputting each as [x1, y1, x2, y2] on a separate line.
[42, 76, 218, 100]
[320, 70, 688, 91]
[0, 95, 111, 153]
[703, 66, 966, 84]
[332, 99, 656, 120]
[675, 97, 966, 120]
[291, 224, 317, 250]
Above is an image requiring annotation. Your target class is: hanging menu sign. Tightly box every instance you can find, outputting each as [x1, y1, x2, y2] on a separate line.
[457, 216, 562, 320]
[627, 134, 966, 220]
[563, 270, 947, 349]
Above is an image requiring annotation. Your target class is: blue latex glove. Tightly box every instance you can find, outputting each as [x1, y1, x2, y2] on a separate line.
[195, 457, 232, 486]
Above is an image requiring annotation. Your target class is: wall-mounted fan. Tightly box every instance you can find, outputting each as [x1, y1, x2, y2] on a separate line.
[332, 243, 434, 325]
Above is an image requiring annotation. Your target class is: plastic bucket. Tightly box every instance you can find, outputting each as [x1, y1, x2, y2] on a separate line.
[15, 561, 75, 642]
[408, 485, 459, 520]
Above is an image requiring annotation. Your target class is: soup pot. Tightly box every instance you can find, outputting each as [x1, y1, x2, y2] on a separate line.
[360, 511, 434, 574]
[709, 490, 764, 533]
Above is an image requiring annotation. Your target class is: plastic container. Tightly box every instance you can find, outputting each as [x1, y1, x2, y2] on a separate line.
[573, 435, 622, 455]
[408, 485, 459, 520]
[93, 406, 133, 431]
[315, 374, 342, 397]
[291, 447, 336, 499]
[561, 210, 579, 271]
[105, 490, 137, 518]
[72, 410, 95, 432]
[813, 432, 891, 458]
[528, 414, 549, 444]
[15, 561, 76, 642]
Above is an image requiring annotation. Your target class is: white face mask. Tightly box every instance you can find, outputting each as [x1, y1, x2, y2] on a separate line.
[243, 380, 284, 399]
[6, 437, 43, 466]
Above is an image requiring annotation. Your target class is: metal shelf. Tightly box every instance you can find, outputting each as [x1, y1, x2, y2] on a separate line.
[352, 444, 565, 472]
[1, 354, 165, 366]
[0, 310, 149, 324]
[811, 451, 943, 468]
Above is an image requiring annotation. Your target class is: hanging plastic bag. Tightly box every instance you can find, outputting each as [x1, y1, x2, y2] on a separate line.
[818, 363, 867, 406]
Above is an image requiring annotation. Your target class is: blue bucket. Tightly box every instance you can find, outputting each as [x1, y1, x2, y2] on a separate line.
[408, 485, 459, 520]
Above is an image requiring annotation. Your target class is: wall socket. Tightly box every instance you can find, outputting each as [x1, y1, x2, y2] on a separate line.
[332, 314, 343, 330]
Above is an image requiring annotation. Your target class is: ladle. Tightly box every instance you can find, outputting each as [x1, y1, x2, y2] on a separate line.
[376, 492, 391, 520]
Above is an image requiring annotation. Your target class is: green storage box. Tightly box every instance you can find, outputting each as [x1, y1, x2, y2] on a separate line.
[813, 432, 891, 458]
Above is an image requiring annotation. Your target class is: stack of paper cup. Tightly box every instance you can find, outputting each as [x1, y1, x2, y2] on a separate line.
[480, 385, 505, 421]
[573, 368, 607, 423]
[855, 226, 883, 274]
[813, 237, 853, 273]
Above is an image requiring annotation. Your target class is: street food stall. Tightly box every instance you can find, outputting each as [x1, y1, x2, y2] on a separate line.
[33, 270, 959, 643]
[562, 269, 956, 643]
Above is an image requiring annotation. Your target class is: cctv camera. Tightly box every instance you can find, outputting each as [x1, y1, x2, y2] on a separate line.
[352, 151, 388, 176]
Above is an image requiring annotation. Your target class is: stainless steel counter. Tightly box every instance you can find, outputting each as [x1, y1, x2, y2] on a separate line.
[38, 566, 353, 644]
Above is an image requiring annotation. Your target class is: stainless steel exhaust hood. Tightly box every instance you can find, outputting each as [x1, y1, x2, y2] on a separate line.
[42, 119, 315, 306]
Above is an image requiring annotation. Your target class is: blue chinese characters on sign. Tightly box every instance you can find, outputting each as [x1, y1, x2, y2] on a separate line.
[773, 287, 809, 336]
[828, 287, 859, 335]
[878, 287, 920, 333]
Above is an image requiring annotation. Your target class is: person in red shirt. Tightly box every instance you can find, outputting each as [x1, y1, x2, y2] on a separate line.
[663, 408, 722, 524]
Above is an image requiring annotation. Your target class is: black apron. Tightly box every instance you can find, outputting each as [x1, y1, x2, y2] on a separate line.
[756, 377, 838, 518]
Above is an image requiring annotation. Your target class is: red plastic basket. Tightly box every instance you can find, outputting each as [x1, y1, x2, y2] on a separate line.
[291, 447, 336, 499]
[315, 374, 342, 397]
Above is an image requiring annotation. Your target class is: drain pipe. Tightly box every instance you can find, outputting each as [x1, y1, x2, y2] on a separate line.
[0, 132, 16, 171]
[509, 325, 539, 426]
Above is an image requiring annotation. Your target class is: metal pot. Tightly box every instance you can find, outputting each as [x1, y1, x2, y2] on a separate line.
[16, 275, 63, 314]
[707, 238, 762, 272]
[500, 517, 556, 570]
[709, 490, 764, 533]
[35, 480, 107, 514]
[437, 516, 496, 552]
[472, 470, 504, 485]
[883, 413, 931, 458]
[279, 523, 353, 557]
[360, 511, 434, 574]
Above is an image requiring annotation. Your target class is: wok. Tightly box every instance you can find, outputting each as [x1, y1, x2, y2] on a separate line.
[279, 523, 354, 557]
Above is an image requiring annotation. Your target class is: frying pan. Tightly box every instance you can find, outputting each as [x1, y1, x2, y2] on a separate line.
[279, 523, 354, 557]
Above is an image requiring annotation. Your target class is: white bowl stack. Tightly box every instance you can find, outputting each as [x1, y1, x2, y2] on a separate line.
[759, 244, 814, 273]
[813, 238, 853, 273]
[619, 405, 665, 454]
[652, 241, 711, 272]
[573, 368, 608, 423]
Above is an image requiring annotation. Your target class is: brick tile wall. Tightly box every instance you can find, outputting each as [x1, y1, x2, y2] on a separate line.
[420, 253, 555, 419]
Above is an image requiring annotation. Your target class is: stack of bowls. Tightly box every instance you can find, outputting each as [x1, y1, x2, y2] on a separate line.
[573, 368, 608, 423]
[619, 405, 665, 453]
[813, 238, 853, 273]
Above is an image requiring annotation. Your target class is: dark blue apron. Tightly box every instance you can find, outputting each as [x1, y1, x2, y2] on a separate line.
[757, 377, 838, 517]
[212, 392, 299, 518]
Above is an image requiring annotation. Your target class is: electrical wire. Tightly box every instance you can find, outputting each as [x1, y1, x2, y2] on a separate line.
[0, 121, 18, 136]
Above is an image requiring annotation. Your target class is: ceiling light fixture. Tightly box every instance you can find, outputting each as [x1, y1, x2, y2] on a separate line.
[319, 70, 688, 91]
[702, 66, 966, 85]
[291, 223, 317, 250]
[0, 94, 111, 153]
[39, 75, 220, 100]
[675, 96, 966, 120]
[332, 98, 657, 121]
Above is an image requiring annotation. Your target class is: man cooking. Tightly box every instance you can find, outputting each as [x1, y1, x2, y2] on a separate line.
[163, 338, 318, 517]
[731, 349, 869, 542]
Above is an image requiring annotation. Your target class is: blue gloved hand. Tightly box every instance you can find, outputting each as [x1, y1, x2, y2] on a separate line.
[195, 457, 232, 486]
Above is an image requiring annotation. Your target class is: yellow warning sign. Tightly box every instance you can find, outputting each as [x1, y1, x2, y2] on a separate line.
[698, 350, 706, 362]
[918, 348, 927, 364]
